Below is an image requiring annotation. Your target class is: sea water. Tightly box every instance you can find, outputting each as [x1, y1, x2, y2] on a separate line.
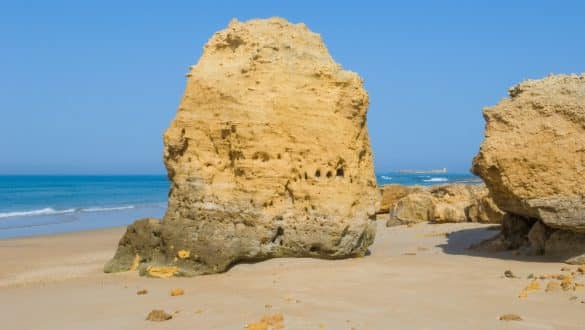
[0, 172, 480, 239]
[0, 175, 169, 239]
[376, 172, 481, 186]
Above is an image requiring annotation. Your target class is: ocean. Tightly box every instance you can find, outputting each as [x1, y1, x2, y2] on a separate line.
[0, 172, 479, 239]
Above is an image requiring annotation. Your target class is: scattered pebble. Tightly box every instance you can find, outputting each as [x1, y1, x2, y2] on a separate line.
[499, 314, 522, 321]
[504, 270, 516, 278]
[527, 273, 535, 279]
[518, 280, 540, 298]
[170, 288, 185, 296]
[265, 304, 272, 309]
[246, 313, 284, 330]
[560, 276, 574, 291]
[561, 267, 572, 272]
[146, 310, 173, 322]
[177, 249, 190, 259]
[402, 252, 417, 256]
[545, 281, 561, 293]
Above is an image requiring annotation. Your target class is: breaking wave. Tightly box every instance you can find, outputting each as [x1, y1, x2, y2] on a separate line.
[0, 205, 136, 219]
[422, 177, 449, 183]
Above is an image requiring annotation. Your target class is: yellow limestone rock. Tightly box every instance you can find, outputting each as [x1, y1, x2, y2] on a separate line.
[177, 250, 190, 259]
[499, 314, 522, 321]
[146, 266, 179, 279]
[545, 281, 561, 293]
[472, 75, 585, 263]
[170, 288, 185, 296]
[246, 313, 284, 330]
[104, 17, 377, 276]
[518, 280, 540, 298]
[146, 310, 172, 322]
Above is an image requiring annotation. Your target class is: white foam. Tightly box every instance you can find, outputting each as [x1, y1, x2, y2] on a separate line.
[81, 205, 135, 212]
[423, 177, 448, 183]
[0, 205, 137, 219]
[380, 176, 392, 180]
[0, 208, 76, 219]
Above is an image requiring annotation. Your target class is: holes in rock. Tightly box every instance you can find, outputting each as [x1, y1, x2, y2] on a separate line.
[271, 226, 284, 244]
[336, 168, 345, 177]
[315, 169, 321, 178]
[326, 171, 333, 178]
[310, 244, 321, 253]
[234, 168, 245, 176]
[229, 150, 245, 161]
[277, 153, 282, 159]
[221, 128, 231, 139]
[304, 172, 308, 180]
[252, 151, 270, 162]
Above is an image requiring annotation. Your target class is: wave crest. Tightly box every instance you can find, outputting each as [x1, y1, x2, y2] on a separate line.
[422, 177, 449, 183]
[0, 205, 136, 219]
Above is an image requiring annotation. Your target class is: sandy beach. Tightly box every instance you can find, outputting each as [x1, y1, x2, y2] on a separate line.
[1, 220, 583, 330]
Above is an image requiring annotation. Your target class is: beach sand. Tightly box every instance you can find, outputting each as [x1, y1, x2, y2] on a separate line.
[1, 221, 584, 330]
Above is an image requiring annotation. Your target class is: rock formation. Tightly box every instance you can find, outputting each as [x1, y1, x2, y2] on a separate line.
[377, 184, 424, 214]
[472, 74, 585, 263]
[379, 184, 503, 226]
[105, 17, 378, 276]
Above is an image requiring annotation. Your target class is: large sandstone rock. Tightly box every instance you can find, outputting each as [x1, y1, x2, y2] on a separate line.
[384, 184, 502, 226]
[105, 17, 378, 276]
[472, 74, 585, 231]
[377, 184, 424, 214]
[472, 74, 585, 262]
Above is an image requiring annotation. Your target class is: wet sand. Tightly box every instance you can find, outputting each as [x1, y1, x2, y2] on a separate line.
[1, 221, 584, 329]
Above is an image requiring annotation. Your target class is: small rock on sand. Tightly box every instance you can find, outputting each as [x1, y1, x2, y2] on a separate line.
[504, 270, 515, 278]
[146, 310, 172, 322]
[545, 281, 561, 293]
[136, 289, 148, 295]
[246, 313, 284, 330]
[500, 314, 522, 321]
[170, 288, 184, 296]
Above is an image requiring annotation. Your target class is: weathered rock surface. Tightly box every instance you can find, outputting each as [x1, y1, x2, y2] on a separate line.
[382, 184, 502, 226]
[472, 74, 585, 262]
[377, 184, 423, 214]
[105, 17, 377, 276]
[472, 74, 585, 231]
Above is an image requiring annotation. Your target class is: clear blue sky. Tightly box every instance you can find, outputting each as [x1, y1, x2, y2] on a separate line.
[1, 1, 583, 174]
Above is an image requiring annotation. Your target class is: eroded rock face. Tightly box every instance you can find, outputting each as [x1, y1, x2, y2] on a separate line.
[472, 74, 585, 262]
[105, 17, 377, 276]
[472, 74, 585, 231]
[377, 185, 424, 214]
[383, 184, 502, 226]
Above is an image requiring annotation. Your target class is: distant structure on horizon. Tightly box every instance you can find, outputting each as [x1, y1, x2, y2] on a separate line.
[398, 168, 448, 174]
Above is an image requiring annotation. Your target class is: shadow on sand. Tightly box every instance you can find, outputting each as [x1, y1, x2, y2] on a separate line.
[437, 225, 560, 263]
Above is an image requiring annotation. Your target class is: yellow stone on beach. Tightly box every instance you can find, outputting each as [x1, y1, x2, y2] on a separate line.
[170, 288, 185, 296]
[177, 250, 190, 259]
[561, 276, 574, 291]
[518, 280, 540, 298]
[146, 266, 179, 278]
[545, 281, 561, 293]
